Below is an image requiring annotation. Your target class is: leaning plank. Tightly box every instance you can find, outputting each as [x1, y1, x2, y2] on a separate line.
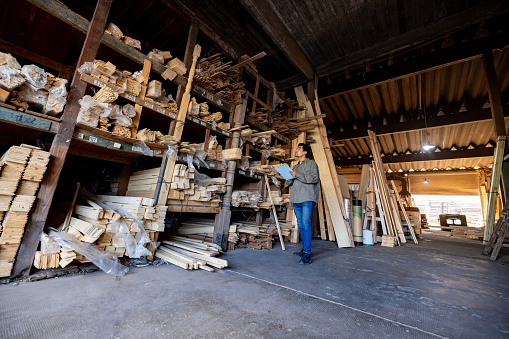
[161, 240, 215, 256]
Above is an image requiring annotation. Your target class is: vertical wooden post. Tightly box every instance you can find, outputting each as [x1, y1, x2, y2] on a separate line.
[255, 155, 267, 226]
[117, 160, 133, 196]
[203, 128, 211, 151]
[214, 94, 247, 250]
[131, 60, 151, 137]
[483, 49, 507, 242]
[12, 0, 113, 279]
[169, 19, 199, 136]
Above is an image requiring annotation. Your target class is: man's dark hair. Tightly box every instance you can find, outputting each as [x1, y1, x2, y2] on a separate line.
[298, 143, 312, 158]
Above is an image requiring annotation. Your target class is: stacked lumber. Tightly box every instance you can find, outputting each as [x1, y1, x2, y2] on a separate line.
[271, 111, 321, 139]
[230, 219, 292, 250]
[232, 190, 263, 209]
[0, 145, 51, 277]
[269, 146, 286, 158]
[223, 148, 242, 161]
[205, 137, 223, 161]
[193, 53, 246, 106]
[136, 128, 179, 145]
[367, 131, 418, 246]
[123, 167, 160, 198]
[187, 97, 225, 124]
[156, 235, 227, 271]
[167, 58, 186, 75]
[465, 228, 485, 240]
[1, 51, 68, 115]
[247, 108, 269, 125]
[58, 195, 166, 267]
[33, 251, 60, 269]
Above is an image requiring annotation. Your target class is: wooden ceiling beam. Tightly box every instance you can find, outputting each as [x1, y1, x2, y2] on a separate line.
[316, 0, 509, 81]
[0, 39, 72, 72]
[335, 147, 495, 167]
[329, 106, 509, 141]
[239, 0, 314, 81]
[320, 34, 509, 100]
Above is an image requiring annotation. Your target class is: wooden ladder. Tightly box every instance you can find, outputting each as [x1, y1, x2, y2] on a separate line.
[483, 207, 509, 261]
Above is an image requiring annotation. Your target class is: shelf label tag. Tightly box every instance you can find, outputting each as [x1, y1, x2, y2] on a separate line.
[113, 142, 121, 149]
[125, 94, 136, 101]
[76, 133, 84, 139]
[89, 136, 98, 143]
[132, 146, 142, 152]
[156, 107, 166, 114]
[144, 102, 154, 109]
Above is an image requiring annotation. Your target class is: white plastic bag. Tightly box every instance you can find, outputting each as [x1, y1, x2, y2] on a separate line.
[48, 78, 68, 98]
[21, 64, 47, 90]
[122, 104, 137, 118]
[49, 230, 129, 277]
[0, 65, 25, 91]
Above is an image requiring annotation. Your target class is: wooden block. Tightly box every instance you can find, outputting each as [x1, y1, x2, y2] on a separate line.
[223, 148, 242, 161]
[0, 88, 9, 103]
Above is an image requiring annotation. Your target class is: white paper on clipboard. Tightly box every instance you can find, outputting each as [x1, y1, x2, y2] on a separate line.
[275, 164, 295, 180]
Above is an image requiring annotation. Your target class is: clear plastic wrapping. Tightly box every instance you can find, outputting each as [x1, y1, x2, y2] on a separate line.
[133, 140, 154, 157]
[186, 154, 212, 187]
[166, 145, 178, 161]
[80, 189, 158, 258]
[17, 85, 48, 108]
[261, 149, 271, 159]
[0, 65, 25, 91]
[48, 78, 68, 98]
[238, 156, 250, 171]
[45, 94, 66, 115]
[113, 114, 132, 127]
[49, 230, 129, 277]
[77, 95, 110, 127]
[77, 62, 94, 75]
[122, 104, 137, 118]
[21, 65, 47, 90]
[0, 52, 22, 70]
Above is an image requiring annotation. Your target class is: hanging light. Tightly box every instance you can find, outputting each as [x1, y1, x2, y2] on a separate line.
[423, 178, 429, 184]
[422, 140, 435, 151]
[422, 131, 435, 151]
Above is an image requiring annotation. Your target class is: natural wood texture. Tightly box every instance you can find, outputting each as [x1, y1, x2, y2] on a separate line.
[239, 0, 314, 80]
[131, 60, 151, 138]
[391, 180, 418, 244]
[214, 95, 248, 250]
[483, 206, 509, 260]
[294, 86, 353, 247]
[317, 189, 326, 240]
[484, 136, 506, 242]
[156, 44, 201, 205]
[117, 161, 132, 196]
[12, 0, 113, 279]
[483, 50, 507, 138]
[264, 175, 285, 250]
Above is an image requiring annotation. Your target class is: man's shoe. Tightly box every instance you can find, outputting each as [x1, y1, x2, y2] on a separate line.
[299, 252, 312, 264]
[293, 249, 304, 257]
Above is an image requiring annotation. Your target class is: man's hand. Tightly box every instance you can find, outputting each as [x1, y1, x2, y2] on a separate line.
[290, 171, 297, 177]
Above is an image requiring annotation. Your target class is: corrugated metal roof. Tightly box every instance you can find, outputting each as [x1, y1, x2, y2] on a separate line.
[322, 47, 509, 171]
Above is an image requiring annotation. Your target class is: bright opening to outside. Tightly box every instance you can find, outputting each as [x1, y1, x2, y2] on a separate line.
[412, 195, 483, 227]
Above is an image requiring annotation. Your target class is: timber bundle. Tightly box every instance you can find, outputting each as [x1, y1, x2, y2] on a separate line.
[194, 53, 246, 106]
[0, 145, 51, 277]
[0, 52, 68, 116]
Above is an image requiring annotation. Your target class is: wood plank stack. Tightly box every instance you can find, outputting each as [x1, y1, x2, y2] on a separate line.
[247, 108, 269, 125]
[155, 235, 227, 271]
[229, 219, 292, 250]
[193, 53, 246, 106]
[232, 190, 263, 209]
[57, 195, 167, 267]
[0, 145, 51, 277]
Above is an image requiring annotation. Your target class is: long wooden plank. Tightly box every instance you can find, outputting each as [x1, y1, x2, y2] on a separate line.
[131, 60, 151, 138]
[264, 174, 285, 250]
[12, 0, 113, 279]
[317, 189, 326, 239]
[155, 45, 201, 205]
[485, 136, 506, 242]
[391, 180, 418, 244]
[294, 86, 353, 247]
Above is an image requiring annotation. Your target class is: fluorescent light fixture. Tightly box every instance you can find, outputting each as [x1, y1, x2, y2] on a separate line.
[422, 141, 435, 151]
[423, 178, 429, 184]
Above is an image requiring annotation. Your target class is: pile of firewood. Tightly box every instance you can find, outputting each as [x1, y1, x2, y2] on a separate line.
[247, 108, 269, 125]
[193, 53, 246, 106]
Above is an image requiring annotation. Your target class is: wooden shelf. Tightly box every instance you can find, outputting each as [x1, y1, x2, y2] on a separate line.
[245, 116, 290, 144]
[249, 144, 288, 163]
[166, 200, 221, 213]
[72, 123, 169, 159]
[186, 116, 232, 138]
[231, 206, 285, 212]
[235, 169, 262, 180]
[0, 106, 60, 133]
[179, 154, 226, 171]
[80, 74, 178, 120]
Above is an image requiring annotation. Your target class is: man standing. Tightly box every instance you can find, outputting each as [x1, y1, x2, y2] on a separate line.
[285, 143, 320, 264]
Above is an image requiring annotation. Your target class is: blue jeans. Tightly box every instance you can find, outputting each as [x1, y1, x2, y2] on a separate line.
[293, 201, 315, 254]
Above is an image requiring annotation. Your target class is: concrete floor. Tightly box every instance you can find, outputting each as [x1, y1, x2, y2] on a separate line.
[1, 235, 508, 338]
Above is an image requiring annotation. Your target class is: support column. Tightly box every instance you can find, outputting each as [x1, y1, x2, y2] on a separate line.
[12, 0, 113, 278]
[117, 160, 133, 196]
[214, 95, 248, 250]
[483, 49, 507, 242]
[169, 19, 199, 136]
